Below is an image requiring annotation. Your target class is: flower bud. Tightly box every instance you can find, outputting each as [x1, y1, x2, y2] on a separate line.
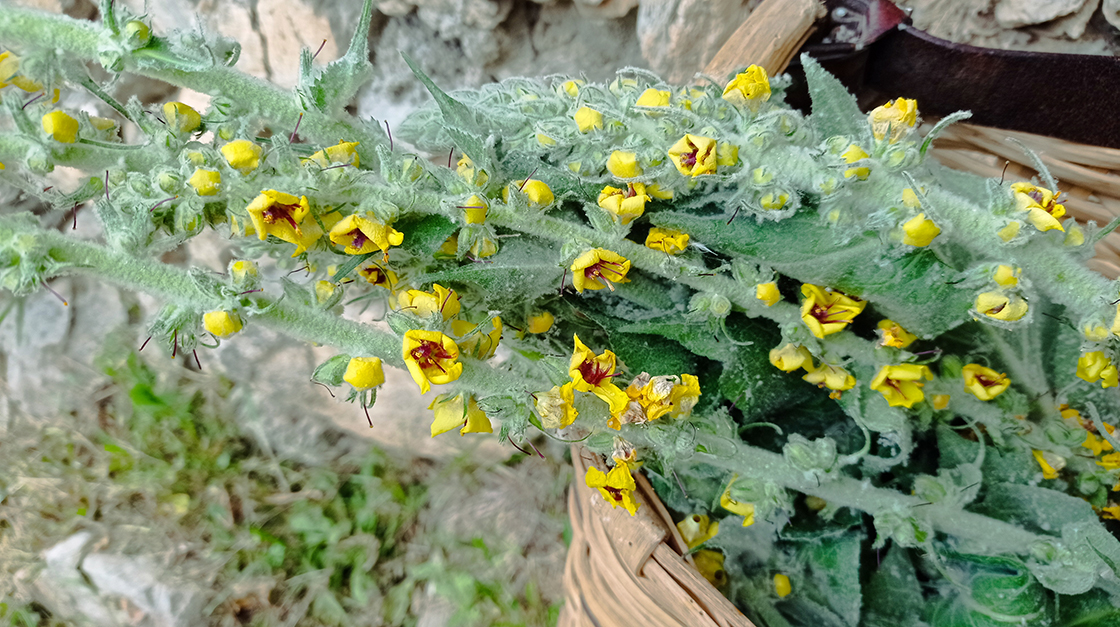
[123, 20, 151, 47]
[344, 356, 385, 390]
[203, 310, 243, 338]
[783, 434, 837, 473]
[188, 168, 221, 196]
[163, 102, 202, 134]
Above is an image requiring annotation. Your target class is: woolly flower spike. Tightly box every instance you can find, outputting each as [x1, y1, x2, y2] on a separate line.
[635, 88, 670, 108]
[304, 141, 360, 168]
[585, 460, 640, 516]
[526, 311, 554, 334]
[800, 284, 866, 338]
[870, 364, 933, 408]
[607, 151, 642, 178]
[598, 183, 651, 224]
[722, 65, 771, 109]
[536, 382, 578, 429]
[328, 213, 403, 256]
[343, 357, 385, 390]
[803, 363, 856, 399]
[571, 248, 631, 293]
[204, 311, 243, 338]
[677, 514, 719, 550]
[645, 228, 689, 255]
[42, 111, 78, 143]
[901, 213, 940, 246]
[429, 394, 493, 437]
[398, 283, 460, 320]
[503, 179, 554, 207]
[962, 363, 1010, 401]
[668, 134, 718, 177]
[221, 140, 263, 174]
[188, 169, 221, 196]
[456, 154, 488, 187]
[869, 98, 918, 143]
[402, 330, 463, 394]
[975, 291, 1028, 322]
[720, 476, 755, 527]
[163, 102, 201, 134]
[1011, 182, 1066, 233]
[246, 190, 321, 255]
[841, 144, 870, 180]
[569, 334, 629, 416]
[451, 316, 502, 360]
[878, 319, 917, 349]
[462, 194, 488, 225]
[770, 344, 812, 372]
[574, 106, 603, 133]
[1077, 351, 1119, 388]
[756, 282, 781, 306]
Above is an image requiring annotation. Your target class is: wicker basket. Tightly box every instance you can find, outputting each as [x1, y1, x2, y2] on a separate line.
[558, 1, 1120, 625]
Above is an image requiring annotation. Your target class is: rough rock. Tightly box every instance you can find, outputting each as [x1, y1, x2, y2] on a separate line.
[1104, 0, 1120, 33]
[1039, 0, 1100, 39]
[572, 0, 639, 19]
[636, 0, 761, 84]
[994, 0, 1088, 29]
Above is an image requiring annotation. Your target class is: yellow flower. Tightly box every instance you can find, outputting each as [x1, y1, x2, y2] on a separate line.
[1077, 351, 1119, 388]
[203, 310, 242, 338]
[598, 183, 650, 224]
[773, 574, 792, 598]
[1033, 449, 1063, 479]
[962, 363, 1010, 400]
[901, 213, 940, 246]
[0, 51, 44, 93]
[635, 88, 670, 108]
[647, 183, 674, 200]
[41, 111, 78, 143]
[536, 382, 579, 429]
[343, 356, 385, 390]
[1066, 226, 1086, 246]
[586, 459, 640, 515]
[800, 284, 866, 338]
[722, 65, 771, 109]
[676, 514, 720, 550]
[975, 292, 1028, 322]
[1098, 452, 1120, 470]
[720, 476, 755, 527]
[607, 151, 642, 178]
[668, 134, 718, 177]
[304, 140, 360, 168]
[569, 334, 629, 416]
[456, 154, 488, 187]
[1102, 505, 1120, 520]
[574, 106, 603, 133]
[359, 265, 397, 290]
[869, 98, 918, 143]
[769, 344, 812, 372]
[536, 133, 556, 146]
[162, 101, 201, 134]
[526, 311, 555, 334]
[1084, 431, 1113, 457]
[328, 213, 404, 256]
[188, 169, 221, 196]
[451, 316, 502, 360]
[668, 374, 701, 419]
[221, 139, 263, 174]
[803, 362, 856, 397]
[560, 79, 583, 97]
[878, 319, 917, 348]
[1011, 182, 1066, 232]
[645, 228, 689, 255]
[841, 144, 870, 180]
[693, 551, 727, 588]
[760, 192, 789, 210]
[315, 280, 339, 305]
[246, 190, 321, 255]
[402, 330, 463, 394]
[504, 179, 554, 207]
[998, 221, 1021, 242]
[429, 394, 493, 437]
[902, 187, 921, 209]
[756, 282, 781, 306]
[870, 364, 933, 408]
[571, 248, 631, 293]
[459, 194, 488, 225]
[398, 283, 461, 320]
[989, 265, 1018, 287]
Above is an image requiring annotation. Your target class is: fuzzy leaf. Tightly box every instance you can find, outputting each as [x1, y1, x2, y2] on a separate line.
[396, 214, 458, 256]
[401, 52, 489, 165]
[801, 55, 869, 143]
[863, 545, 924, 627]
[972, 483, 1096, 535]
[413, 236, 560, 305]
[802, 531, 863, 627]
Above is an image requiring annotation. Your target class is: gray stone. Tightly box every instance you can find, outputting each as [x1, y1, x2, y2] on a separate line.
[636, 0, 761, 84]
[573, 0, 639, 19]
[994, 0, 1089, 28]
[1104, 0, 1120, 33]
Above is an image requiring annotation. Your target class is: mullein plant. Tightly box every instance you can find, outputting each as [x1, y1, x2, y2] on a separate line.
[3, 1, 1120, 623]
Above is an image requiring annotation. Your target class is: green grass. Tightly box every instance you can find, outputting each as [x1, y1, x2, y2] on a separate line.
[0, 346, 564, 626]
